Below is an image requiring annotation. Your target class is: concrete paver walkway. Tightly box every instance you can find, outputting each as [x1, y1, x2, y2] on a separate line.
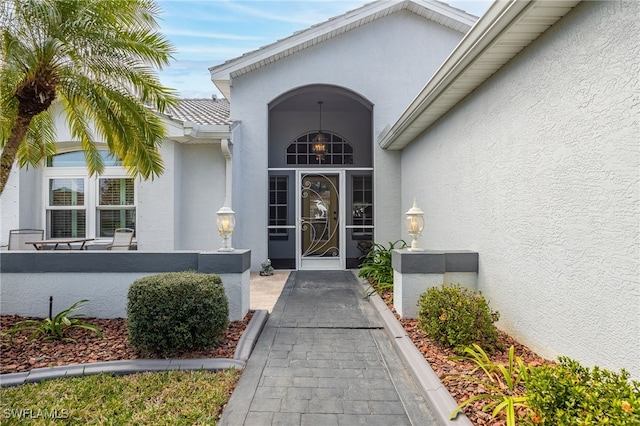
[220, 271, 437, 425]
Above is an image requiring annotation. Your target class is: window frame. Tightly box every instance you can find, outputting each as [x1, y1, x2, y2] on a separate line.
[286, 132, 354, 165]
[350, 174, 374, 238]
[268, 175, 289, 239]
[96, 177, 137, 238]
[42, 152, 137, 240]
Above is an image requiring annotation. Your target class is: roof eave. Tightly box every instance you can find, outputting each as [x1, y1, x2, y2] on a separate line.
[379, 0, 582, 150]
[163, 118, 231, 144]
[212, 79, 231, 101]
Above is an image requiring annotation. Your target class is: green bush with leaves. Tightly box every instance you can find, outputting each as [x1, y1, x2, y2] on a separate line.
[358, 240, 406, 295]
[524, 357, 640, 425]
[127, 272, 229, 357]
[417, 284, 500, 353]
[448, 344, 529, 426]
[1, 299, 103, 343]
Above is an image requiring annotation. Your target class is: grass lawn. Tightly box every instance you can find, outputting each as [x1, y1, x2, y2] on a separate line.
[0, 369, 240, 425]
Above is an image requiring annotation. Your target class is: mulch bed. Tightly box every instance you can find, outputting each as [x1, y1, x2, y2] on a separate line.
[0, 312, 252, 374]
[377, 289, 551, 425]
[2, 290, 551, 425]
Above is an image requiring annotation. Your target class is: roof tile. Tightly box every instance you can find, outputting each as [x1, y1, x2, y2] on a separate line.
[163, 98, 231, 126]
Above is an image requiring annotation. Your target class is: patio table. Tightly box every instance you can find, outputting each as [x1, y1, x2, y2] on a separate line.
[25, 238, 94, 251]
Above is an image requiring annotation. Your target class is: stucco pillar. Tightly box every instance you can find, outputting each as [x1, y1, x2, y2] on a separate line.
[392, 250, 478, 318]
[199, 250, 250, 321]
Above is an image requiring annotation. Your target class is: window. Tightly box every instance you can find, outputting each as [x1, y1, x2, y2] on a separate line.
[44, 151, 136, 239]
[98, 178, 135, 237]
[48, 178, 86, 238]
[269, 176, 288, 239]
[352, 175, 373, 237]
[286, 132, 354, 165]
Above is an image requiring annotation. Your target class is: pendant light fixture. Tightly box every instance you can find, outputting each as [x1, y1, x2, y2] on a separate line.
[312, 101, 327, 163]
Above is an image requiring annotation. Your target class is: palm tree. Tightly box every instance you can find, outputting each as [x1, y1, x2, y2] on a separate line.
[0, 0, 178, 195]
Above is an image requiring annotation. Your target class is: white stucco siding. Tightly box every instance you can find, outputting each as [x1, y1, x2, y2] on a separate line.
[0, 168, 21, 246]
[137, 140, 178, 250]
[399, 1, 639, 377]
[228, 11, 467, 268]
[0, 157, 47, 245]
[178, 144, 227, 250]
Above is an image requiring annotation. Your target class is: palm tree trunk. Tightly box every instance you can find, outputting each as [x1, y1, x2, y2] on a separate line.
[0, 113, 34, 196]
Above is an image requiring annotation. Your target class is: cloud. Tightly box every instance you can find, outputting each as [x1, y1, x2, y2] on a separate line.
[219, 0, 365, 27]
[161, 28, 262, 41]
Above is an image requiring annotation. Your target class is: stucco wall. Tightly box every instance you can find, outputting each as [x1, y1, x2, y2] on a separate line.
[1, 250, 251, 321]
[137, 140, 178, 250]
[0, 167, 42, 246]
[136, 141, 226, 251]
[228, 11, 467, 268]
[179, 144, 227, 250]
[399, 1, 639, 377]
[0, 168, 22, 246]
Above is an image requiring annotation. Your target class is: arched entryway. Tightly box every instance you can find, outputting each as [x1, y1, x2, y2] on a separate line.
[267, 85, 373, 270]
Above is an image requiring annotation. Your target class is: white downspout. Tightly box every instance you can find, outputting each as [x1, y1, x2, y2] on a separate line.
[221, 139, 233, 207]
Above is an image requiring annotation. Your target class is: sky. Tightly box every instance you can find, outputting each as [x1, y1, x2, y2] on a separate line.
[155, 0, 493, 99]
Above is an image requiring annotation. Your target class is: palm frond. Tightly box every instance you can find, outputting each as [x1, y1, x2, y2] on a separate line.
[16, 109, 56, 168]
[0, 0, 178, 194]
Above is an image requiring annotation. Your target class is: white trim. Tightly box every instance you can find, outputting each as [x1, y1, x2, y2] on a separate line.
[379, 0, 581, 150]
[209, 0, 477, 99]
[269, 167, 373, 172]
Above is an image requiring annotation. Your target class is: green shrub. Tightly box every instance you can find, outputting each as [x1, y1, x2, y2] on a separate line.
[417, 284, 500, 353]
[524, 357, 640, 425]
[358, 240, 406, 294]
[127, 272, 229, 357]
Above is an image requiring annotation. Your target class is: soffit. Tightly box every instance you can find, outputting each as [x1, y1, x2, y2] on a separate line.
[379, 0, 582, 150]
[209, 0, 478, 99]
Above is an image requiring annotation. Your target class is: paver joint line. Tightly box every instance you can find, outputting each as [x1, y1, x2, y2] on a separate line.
[277, 325, 384, 330]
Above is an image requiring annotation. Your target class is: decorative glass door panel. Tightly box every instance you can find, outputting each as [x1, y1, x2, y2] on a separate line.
[299, 173, 342, 269]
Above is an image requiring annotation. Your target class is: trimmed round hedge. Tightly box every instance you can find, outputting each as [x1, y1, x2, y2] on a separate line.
[127, 271, 229, 357]
[417, 284, 500, 354]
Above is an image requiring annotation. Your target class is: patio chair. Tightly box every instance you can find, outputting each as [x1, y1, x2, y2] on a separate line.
[6, 229, 44, 250]
[106, 228, 135, 251]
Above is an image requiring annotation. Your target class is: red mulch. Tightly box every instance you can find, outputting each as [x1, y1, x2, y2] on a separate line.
[1, 312, 252, 374]
[378, 289, 551, 425]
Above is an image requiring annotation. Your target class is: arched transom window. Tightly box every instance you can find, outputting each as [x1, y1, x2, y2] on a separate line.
[286, 132, 353, 165]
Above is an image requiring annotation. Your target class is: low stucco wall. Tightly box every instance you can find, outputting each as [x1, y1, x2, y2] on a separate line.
[392, 250, 479, 318]
[0, 250, 251, 322]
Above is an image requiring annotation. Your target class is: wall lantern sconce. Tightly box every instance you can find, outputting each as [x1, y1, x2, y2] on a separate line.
[405, 198, 425, 252]
[216, 202, 236, 252]
[312, 101, 327, 163]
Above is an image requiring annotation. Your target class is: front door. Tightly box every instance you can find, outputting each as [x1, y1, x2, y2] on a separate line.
[298, 171, 344, 270]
